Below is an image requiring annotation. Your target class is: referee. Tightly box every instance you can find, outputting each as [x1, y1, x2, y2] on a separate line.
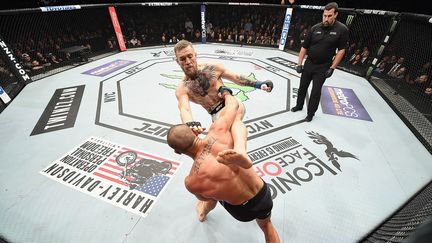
[291, 2, 349, 122]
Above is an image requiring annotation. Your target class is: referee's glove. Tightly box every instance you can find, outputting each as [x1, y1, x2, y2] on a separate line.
[325, 68, 334, 78]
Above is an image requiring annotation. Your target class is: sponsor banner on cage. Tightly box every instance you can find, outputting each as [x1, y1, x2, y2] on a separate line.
[142, 2, 178, 6]
[248, 132, 359, 200]
[321, 86, 372, 121]
[109, 6, 127, 51]
[0, 36, 32, 83]
[40, 5, 81, 12]
[299, 5, 324, 10]
[279, 8, 293, 50]
[40, 136, 182, 217]
[82, 59, 136, 77]
[0, 86, 11, 104]
[31, 85, 85, 135]
[200, 4, 207, 44]
[228, 2, 260, 5]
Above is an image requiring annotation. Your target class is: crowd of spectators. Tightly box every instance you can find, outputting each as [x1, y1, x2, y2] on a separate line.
[1, 4, 431, 105]
[116, 6, 285, 48]
[370, 54, 431, 101]
[0, 9, 117, 88]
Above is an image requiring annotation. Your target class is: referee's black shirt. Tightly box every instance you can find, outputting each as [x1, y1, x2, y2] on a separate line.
[303, 20, 349, 64]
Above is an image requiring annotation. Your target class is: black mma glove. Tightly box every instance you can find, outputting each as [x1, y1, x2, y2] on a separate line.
[296, 65, 303, 73]
[186, 121, 205, 135]
[186, 121, 202, 129]
[255, 80, 273, 92]
[218, 86, 233, 98]
[325, 68, 334, 78]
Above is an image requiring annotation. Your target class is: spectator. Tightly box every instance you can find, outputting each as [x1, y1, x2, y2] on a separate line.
[31, 60, 45, 71]
[129, 35, 141, 47]
[350, 54, 362, 66]
[206, 21, 213, 34]
[425, 83, 432, 98]
[178, 33, 187, 41]
[407, 61, 431, 85]
[360, 47, 370, 66]
[46, 53, 61, 64]
[244, 18, 253, 32]
[373, 61, 387, 75]
[170, 35, 178, 44]
[348, 49, 361, 63]
[193, 30, 201, 41]
[209, 30, 216, 41]
[35, 51, 51, 67]
[140, 33, 148, 43]
[246, 35, 254, 44]
[218, 33, 223, 42]
[226, 34, 234, 42]
[106, 39, 114, 50]
[377, 55, 390, 68]
[0, 61, 13, 85]
[387, 57, 405, 77]
[389, 66, 407, 80]
[238, 34, 245, 43]
[408, 74, 430, 93]
[281, 0, 295, 4]
[299, 28, 308, 46]
[21, 53, 33, 72]
[185, 17, 194, 40]
[383, 55, 398, 73]
[161, 33, 168, 45]
[344, 42, 357, 62]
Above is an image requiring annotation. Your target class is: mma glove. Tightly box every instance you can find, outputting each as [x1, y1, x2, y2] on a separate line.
[325, 68, 334, 78]
[218, 86, 233, 98]
[186, 121, 202, 129]
[296, 65, 303, 73]
[255, 80, 273, 92]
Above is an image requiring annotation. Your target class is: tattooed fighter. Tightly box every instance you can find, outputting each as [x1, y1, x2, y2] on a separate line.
[167, 88, 280, 243]
[174, 40, 273, 157]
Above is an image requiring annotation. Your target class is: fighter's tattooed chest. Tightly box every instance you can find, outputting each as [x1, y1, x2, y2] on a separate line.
[184, 65, 217, 96]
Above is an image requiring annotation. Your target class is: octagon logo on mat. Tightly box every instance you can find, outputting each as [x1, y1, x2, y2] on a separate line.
[95, 49, 296, 143]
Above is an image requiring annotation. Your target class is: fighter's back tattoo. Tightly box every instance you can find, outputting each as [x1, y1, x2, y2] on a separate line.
[193, 136, 217, 173]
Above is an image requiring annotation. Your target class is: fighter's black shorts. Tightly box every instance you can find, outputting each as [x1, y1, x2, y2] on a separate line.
[210, 100, 225, 116]
[219, 181, 273, 222]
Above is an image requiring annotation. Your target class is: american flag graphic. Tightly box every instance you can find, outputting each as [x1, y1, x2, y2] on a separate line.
[92, 147, 179, 193]
[138, 175, 170, 196]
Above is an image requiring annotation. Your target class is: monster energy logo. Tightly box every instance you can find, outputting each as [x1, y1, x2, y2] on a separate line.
[390, 20, 398, 32]
[346, 15, 354, 26]
[377, 45, 385, 56]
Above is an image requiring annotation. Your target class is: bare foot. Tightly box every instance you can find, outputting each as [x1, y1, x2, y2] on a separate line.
[196, 201, 210, 222]
[216, 149, 252, 168]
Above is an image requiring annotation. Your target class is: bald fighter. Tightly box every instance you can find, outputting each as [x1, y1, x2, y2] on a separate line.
[167, 87, 280, 243]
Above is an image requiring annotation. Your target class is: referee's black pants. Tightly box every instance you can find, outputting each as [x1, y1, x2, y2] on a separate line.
[295, 59, 331, 117]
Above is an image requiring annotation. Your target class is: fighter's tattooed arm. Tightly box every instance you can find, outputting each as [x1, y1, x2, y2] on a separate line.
[235, 75, 256, 87]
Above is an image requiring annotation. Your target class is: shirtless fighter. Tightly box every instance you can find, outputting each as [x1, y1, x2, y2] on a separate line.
[167, 88, 280, 243]
[174, 40, 273, 156]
